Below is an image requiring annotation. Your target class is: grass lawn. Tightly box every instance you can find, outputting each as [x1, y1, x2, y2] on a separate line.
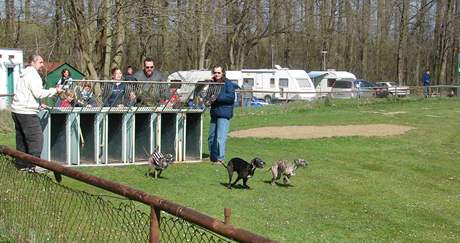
[1, 98, 460, 242]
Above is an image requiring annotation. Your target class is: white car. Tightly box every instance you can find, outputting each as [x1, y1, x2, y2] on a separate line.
[376, 82, 410, 97]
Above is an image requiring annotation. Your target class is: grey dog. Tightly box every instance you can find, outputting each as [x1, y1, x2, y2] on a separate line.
[269, 159, 308, 185]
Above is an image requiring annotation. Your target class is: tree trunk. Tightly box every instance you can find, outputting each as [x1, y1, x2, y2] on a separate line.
[53, 0, 63, 57]
[102, 0, 113, 79]
[5, 0, 16, 45]
[361, 0, 371, 79]
[24, 0, 31, 22]
[112, 0, 126, 70]
[397, 0, 409, 85]
[198, 0, 213, 70]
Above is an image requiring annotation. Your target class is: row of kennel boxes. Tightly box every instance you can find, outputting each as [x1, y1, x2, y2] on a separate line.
[39, 107, 203, 166]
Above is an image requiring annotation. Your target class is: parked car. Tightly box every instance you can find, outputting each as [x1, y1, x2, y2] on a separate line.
[331, 80, 388, 99]
[376, 81, 410, 97]
[356, 80, 389, 98]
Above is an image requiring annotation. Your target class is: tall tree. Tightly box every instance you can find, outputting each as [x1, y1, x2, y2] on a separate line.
[396, 0, 409, 85]
[111, 0, 126, 70]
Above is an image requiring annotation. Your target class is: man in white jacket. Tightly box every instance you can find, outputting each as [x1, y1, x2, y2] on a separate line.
[11, 54, 63, 181]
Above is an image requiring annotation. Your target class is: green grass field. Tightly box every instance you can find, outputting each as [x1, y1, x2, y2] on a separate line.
[1, 98, 459, 242]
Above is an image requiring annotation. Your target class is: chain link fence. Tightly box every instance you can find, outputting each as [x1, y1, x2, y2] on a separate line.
[234, 85, 460, 109]
[45, 80, 222, 113]
[0, 151, 272, 242]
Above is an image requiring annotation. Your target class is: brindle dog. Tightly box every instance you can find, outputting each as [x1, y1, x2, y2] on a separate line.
[219, 157, 265, 189]
[145, 147, 174, 179]
[269, 159, 308, 185]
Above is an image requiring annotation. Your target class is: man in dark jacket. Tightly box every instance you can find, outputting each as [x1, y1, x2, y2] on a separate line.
[422, 70, 431, 97]
[208, 65, 235, 164]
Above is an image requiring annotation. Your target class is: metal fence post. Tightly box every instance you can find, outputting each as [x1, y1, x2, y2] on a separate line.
[150, 206, 161, 243]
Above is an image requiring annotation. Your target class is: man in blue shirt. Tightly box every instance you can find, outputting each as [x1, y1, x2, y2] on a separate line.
[422, 70, 431, 97]
[208, 65, 235, 164]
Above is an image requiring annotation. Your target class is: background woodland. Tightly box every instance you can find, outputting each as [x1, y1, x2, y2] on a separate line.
[1, 0, 459, 85]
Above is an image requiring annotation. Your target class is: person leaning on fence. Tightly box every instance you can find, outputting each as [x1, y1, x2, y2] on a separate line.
[208, 65, 235, 164]
[104, 68, 126, 107]
[56, 68, 73, 90]
[133, 57, 166, 106]
[75, 82, 97, 107]
[10, 54, 63, 182]
[54, 68, 73, 106]
[124, 90, 138, 107]
[59, 90, 75, 108]
[422, 70, 431, 97]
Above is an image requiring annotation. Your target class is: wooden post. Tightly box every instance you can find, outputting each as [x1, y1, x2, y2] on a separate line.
[224, 208, 231, 225]
[150, 206, 161, 243]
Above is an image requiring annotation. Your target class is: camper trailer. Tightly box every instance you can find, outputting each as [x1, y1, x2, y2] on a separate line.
[308, 70, 357, 98]
[240, 66, 316, 103]
[167, 70, 241, 101]
[168, 66, 316, 103]
[0, 49, 23, 109]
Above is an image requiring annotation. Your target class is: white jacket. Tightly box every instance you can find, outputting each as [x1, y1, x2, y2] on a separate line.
[11, 66, 57, 114]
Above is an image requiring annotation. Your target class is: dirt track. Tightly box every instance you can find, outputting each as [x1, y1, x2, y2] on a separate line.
[229, 124, 414, 139]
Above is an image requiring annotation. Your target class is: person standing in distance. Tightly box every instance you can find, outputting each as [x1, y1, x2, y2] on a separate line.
[208, 65, 235, 164]
[422, 70, 431, 98]
[11, 54, 63, 182]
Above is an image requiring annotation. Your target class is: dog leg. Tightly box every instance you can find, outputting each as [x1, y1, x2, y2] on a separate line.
[157, 170, 163, 178]
[283, 176, 290, 185]
[227, 170, 234, 189]
[243, 178, 250, 189]
[231, 177, 242, 187]
[270, 167, 277, 185]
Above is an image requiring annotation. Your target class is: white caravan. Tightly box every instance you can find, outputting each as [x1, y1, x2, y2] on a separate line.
[0, 48, 23, 109]
[168, 65, 316, 103]
[240, 66, 316, 103]
[308, 70, 356, 98]
[167, 70, 241, 100]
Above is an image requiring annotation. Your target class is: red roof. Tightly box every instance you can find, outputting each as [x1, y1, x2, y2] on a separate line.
[42, 62, 64, 75]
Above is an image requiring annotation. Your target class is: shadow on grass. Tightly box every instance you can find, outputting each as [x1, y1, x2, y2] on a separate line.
[144, 173, 170, 180]
[219, 182, 252, 190]
[202, 153, 210, 159]
[262, 180, 295, 188]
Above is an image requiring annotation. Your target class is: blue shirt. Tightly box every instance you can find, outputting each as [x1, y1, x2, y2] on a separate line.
[422, 73, 431, 86]
[210, 79, 235, 119]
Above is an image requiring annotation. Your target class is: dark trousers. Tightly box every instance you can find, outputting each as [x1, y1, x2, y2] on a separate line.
[11, 112, 43, 169]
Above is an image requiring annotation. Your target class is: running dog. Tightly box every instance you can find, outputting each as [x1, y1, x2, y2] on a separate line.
[145, 147, 174, 179]
[219, 157, 265, 189]
[269, 159, 308, 185]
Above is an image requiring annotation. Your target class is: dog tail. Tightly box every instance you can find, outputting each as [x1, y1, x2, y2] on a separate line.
[217, 160, 227, 169]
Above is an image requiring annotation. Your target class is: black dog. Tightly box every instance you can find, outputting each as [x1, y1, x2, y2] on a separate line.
[220, 157, 265, 189]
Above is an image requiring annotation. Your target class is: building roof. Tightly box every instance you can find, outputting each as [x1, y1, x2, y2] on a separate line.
[42, 62, 65, 75]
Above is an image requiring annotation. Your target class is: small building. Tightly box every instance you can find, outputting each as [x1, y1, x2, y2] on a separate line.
[0, 48, 23, 109]
[42, 62, 85, 88]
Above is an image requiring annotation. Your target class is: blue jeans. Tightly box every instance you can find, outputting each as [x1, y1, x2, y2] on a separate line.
[208, 117, 230, 161]
[423, 85, 430, 97]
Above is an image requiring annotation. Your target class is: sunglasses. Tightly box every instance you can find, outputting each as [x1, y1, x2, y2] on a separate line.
[145, 66, 154, 69]
[213, 72, 222, 74]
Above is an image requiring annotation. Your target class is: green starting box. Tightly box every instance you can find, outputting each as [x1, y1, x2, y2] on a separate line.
[40, 107, 203, 166]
